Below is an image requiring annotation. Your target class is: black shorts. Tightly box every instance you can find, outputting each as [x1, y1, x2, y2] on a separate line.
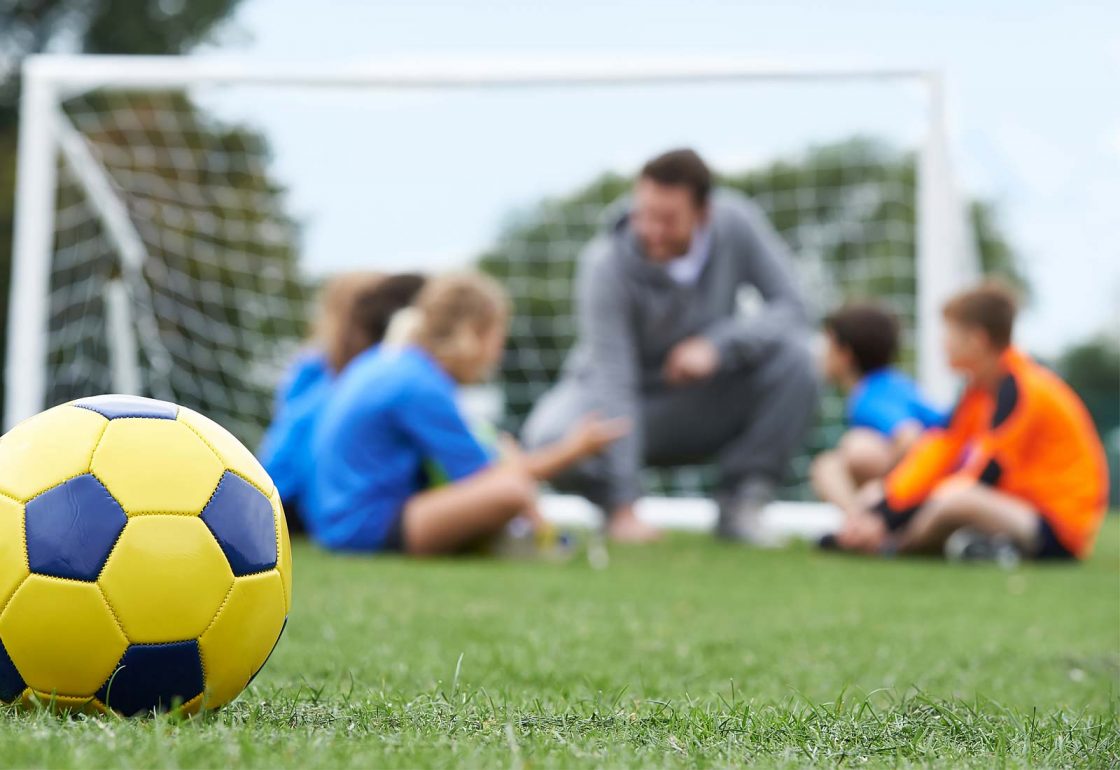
[1033, 515, 1076, 561]
[872, 496, 1077, 561]
[381, 510, 407, 553]
[280, 498, 306, 536]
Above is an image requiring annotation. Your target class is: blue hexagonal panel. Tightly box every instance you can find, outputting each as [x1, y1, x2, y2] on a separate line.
[25, 474, 127, 581]
[0, 638, 26, 703]
[200, 472, 277, 576]
[72, 394, 178, 420]
[97, 640, 204, 716]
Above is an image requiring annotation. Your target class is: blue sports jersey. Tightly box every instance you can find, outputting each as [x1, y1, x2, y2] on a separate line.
[258, 350, 333, 508]
[307, 345, 492, 551]
[847, 368, 945, 437]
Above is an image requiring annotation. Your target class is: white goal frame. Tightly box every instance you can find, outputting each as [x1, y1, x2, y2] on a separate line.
[6, 55, 977, 434]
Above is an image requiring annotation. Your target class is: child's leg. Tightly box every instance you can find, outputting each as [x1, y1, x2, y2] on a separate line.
[896, 481, 1039, 555]
[838, 428, 896, 485]
[811, 429, 894, 514]
[401, 464, 535, 556]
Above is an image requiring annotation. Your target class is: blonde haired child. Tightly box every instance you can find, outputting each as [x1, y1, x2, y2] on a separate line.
[308, 272, 627, 555]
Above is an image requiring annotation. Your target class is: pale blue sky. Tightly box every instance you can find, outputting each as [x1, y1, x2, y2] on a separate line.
[197, 0, 1120, 355]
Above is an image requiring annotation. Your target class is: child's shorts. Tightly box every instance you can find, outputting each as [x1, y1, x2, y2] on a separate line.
[1033, 515, 1075, 561]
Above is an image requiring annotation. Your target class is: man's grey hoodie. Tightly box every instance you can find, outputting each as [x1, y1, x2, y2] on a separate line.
[560, 188, 810, 509]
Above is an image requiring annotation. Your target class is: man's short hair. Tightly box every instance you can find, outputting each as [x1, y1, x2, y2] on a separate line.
[640, 148, 712, 207]
[942, 280, 1019, 349]
[823, 303, 900, 375]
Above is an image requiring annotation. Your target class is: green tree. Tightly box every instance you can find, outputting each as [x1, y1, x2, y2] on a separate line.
[0, 0, 248, 425]
[1058, 335, 1120, 413]
[45, 88, 307, 444]
[1057, 334, 1120, 506]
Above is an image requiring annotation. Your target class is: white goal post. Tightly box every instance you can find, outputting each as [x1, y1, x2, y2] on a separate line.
[7, 55, 978, 459]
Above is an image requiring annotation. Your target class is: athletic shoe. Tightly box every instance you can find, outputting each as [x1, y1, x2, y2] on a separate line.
[944, 528, 1021, 568]
[817, 533, 841, 551]
[716, 478, 783, 547]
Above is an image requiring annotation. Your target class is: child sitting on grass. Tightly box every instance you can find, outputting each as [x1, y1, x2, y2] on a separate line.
[307, 272, 628, 556]
[829, 281, 1109, 561]
[811, 303, 943, 524]
[259, 271, 426, 533]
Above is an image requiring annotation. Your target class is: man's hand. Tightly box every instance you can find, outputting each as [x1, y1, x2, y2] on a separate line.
[663, 336, 720, 386]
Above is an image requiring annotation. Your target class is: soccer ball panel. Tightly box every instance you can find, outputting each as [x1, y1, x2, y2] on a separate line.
[0, 576, 128, 696]
[271, 491, 293, 613]
[21, 690, 104, 715]
[0, 496, 28, 612]
[25, 475, 126, 582]
[99, 517, 234, 643]
[200, 472, 278, 576]
[90, 419, 225, 514]
[97, 639, 204, 716]
[177, 406, 274, 496]
[71, 394, 178, 421]
[198, 570, 286, 708]
[0, 405, 106, 501]
[0, 637, 25, 702]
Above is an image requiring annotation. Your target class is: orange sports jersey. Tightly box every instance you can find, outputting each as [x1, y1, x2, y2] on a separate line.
[880, 346, 1109, 558]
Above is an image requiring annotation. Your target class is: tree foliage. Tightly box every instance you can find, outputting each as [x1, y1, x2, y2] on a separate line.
[0, 0, 246, 424]
[1058, 335, 1120, 434]
[44, 88, 306, 443]
[1056, 334, 1120, 505]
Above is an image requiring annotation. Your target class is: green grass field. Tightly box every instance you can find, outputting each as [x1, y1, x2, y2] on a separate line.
[2, 519, 1118, 768]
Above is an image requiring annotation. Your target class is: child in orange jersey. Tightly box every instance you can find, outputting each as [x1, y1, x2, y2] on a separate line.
[830, 281, 1109, 561]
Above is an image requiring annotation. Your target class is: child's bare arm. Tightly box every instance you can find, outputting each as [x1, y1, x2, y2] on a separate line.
[508, 415, 630, 482]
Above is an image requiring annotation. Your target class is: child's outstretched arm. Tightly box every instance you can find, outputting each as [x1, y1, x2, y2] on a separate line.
[509, 415, 630, 482]
[402, 415, 628, 555]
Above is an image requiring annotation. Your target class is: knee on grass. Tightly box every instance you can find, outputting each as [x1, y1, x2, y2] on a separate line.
[809, 450, 841, 488]
[838, 429, 893, 484]
[905, 483, 990, 544]
[490, 465, 538, 513]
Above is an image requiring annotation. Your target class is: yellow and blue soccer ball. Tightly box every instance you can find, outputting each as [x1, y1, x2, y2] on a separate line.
[0, 395, 292, 715]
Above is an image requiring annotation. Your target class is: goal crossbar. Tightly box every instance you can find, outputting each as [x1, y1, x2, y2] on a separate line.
[5, 54, 974, 431]
[24, 55, 934, 92]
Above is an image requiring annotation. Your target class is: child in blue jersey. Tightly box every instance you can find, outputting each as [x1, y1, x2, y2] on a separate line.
[810, 303, 944, 521]
[259, 272, 426, 534]
[308, 273, 628, 556]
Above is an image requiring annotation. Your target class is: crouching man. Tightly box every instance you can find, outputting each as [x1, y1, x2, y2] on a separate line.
[524, 148, 818, 543]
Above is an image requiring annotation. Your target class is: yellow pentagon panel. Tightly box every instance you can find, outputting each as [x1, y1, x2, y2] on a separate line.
[198, 570, 286, 708]
[0, 576, 128, 696]
[178, 692, 204, 716]
[271, 491, 292, 613]
[0, 405, 106, 501]
[0, 496, 28, 610]
[90, 419, 224, 514]
[177, 406, 275, 496]
[100, 517, 234, 643]
[22, 690, 104, 715]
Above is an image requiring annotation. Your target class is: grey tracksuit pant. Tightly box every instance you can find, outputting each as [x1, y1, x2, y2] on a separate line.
[523, 337, 818, 512]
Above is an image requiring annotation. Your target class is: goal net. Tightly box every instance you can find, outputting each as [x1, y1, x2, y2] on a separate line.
[8, 57, 977, 500]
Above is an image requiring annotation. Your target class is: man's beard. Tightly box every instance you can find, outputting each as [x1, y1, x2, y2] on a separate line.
[641, 236, 693, 263]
